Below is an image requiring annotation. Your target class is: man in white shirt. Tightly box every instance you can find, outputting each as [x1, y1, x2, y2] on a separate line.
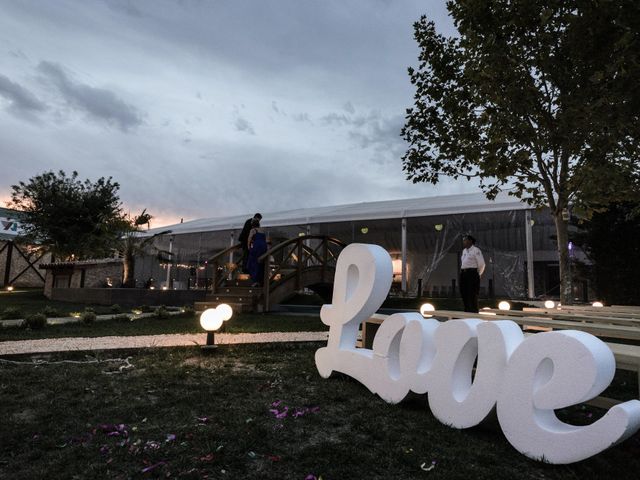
[460, 234, 485, 312]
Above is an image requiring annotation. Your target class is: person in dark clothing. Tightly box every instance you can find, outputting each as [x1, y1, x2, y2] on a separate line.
[459, 234, 485, 313]
[247, 218, 268, 286]
[239, 213, 262, 273]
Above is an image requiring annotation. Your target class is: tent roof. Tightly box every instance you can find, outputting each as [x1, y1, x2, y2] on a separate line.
[148, 192, 532, 236]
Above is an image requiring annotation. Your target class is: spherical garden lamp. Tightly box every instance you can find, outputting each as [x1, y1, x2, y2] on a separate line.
[200, 308, 224, 349]
[592, 301, 604, 308]
[498, 301, 511, 311]
[217, 303, 233, 322]
[544, 300, 555, 309]
[420, 303, 435, 318]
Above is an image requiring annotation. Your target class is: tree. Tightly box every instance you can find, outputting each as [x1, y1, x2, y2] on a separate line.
[120, 210, 171, 288]
[402, 1, 640, 303]
[572, 203, 640, 305]
[10, 170, 126, 260]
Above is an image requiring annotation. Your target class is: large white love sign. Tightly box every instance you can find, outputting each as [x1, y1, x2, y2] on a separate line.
[315, 243, 640, 464]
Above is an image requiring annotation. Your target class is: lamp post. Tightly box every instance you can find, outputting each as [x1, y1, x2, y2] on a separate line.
[200, 304, 233, 351]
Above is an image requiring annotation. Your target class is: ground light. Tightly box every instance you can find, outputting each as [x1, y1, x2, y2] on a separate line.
[6, 285, 14, 292]
[419, 303, 435, 318]
[592, 301, 604, 308]
[200, 304, 234, 350]
[498, 301, 511, 311]
[544, 300, 555, 309]
[479, 307, 496, 316]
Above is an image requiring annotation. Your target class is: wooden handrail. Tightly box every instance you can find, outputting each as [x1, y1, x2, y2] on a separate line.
[257, 235, 346, 263]
[207, 243, 243, 264]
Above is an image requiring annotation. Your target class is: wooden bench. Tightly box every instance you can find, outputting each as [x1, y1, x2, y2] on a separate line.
[484, 308, 640, 327]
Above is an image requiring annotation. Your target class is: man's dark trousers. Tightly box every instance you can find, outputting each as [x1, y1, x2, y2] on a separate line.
[460, 268, 480, 313]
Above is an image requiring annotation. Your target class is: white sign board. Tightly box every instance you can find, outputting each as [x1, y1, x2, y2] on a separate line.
[315, 243, 640, 464]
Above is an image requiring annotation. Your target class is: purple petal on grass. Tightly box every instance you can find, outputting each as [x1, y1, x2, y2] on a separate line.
[99, 445, 110, 455]
[166, 434, 176, 442]
[275, 407, 289, 419]
[141, 461, 166, 473]
[305, 475, 317, 480]
[310, 407, 320, 413]
[271, 400, 283, 407]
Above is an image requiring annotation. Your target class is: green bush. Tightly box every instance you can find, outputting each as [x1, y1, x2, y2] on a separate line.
[25, 313, 47, 330]
[1, 307, 24, 320]
[139, 305, 154, 313]
[112, 313, 132, 322]
[84, 307, 95, 313]
[154, 306, 170, 319]
[110, 304, 122, 314]
[181, 305, 195, 315]
[41, 306, 60, 318]
[80, 311, 96, 324]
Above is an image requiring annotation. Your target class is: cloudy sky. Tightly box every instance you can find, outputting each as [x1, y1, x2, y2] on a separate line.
[0, 0, 470, 227]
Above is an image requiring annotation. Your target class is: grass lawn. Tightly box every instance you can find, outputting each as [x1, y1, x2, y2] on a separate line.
[0, 312, 327, 341]
[1, 343, 639, 479]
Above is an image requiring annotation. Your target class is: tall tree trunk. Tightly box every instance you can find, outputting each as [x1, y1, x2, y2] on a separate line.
[122, 252, 135, 288]
[553, 211, 572, 304]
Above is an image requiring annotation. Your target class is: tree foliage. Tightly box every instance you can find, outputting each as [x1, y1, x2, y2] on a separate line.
[120, 210, 171, 288]
[402, 0, 640, 302]
[10, 170, 126, 260]
[573, 203, 640, 305]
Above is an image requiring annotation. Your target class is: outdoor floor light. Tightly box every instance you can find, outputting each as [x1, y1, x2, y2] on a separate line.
[592, 301, 604, 308]
[6, 285, 14, 292]
[200, 304, 233, 350]
[544, 300, 555, 309]
[420, 303, 435, 318]
[498, 301, 511, 311]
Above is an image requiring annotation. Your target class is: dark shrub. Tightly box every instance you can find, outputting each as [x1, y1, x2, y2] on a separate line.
[139, 305, 153, 313]
[81, 311, 96, 324]
[110, 304, 122, 314]
[154, 306, 170, 319]
[25, 313, 47, 330]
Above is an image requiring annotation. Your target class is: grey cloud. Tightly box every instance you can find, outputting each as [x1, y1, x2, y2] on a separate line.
[103, 0, 143, 18]
[292, 112, 311, 123]
[234, 116, 255, 135]
[343, 101, 355, 114]
[37, 61, 142, 131]
[348, 114, 404, 149]
[320, 112, 350, 126]
[0, 74, 47, 119]
[9, 49, 29, 60]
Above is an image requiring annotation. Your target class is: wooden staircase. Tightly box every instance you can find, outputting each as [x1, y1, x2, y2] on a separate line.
[195, 275, 263, 314]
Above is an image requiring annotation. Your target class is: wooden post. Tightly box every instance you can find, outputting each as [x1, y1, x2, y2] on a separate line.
[3, 241, 13, 287]
[296, 238, 303, 290]
[212, 261, 218, 294]
[321, 238, 328, 282]
[263, 254, 271, 312]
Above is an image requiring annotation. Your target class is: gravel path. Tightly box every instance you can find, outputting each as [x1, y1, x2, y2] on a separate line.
[0, 331, 329, 355]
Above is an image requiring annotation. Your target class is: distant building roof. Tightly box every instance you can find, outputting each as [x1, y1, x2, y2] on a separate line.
[148, 192, 532, 236]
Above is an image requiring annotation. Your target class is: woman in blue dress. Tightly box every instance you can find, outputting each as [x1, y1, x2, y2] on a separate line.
[247, 218, 268, 286]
